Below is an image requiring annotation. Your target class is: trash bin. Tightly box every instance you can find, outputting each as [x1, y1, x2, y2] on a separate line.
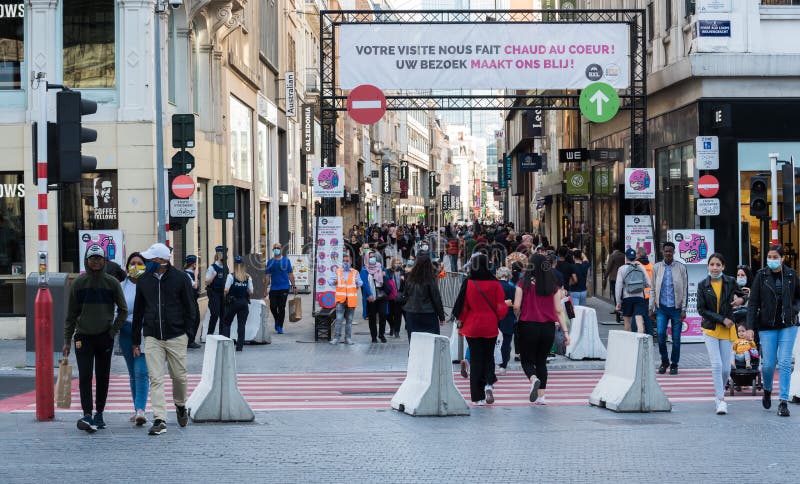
[314, 307, 336, 341]
[25, 273, 71, 367]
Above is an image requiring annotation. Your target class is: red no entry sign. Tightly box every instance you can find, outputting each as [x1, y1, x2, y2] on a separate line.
[697, 174, 719, 198]
[171, 174, 195, 198]
[346, 84, 386, 125]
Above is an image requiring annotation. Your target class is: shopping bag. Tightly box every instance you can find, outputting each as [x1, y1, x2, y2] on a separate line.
[493, 333, 503, 364]
[288, 296, 303, 322]
[55, 358, 72, 409]
[553, 326, 567, 356]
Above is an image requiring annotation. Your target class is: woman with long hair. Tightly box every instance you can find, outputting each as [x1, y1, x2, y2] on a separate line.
[456, 254, 509, 405]
[402, 254, 445, 340]
[361, 250, 389, 343]
[386, 257, 406, 338]
[118, 252, 150, 426]
[221, 256, 254, 351]
[515, 254, 570, 405]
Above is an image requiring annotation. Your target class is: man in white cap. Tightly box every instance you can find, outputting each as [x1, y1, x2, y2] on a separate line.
[132, 242, 196, 435]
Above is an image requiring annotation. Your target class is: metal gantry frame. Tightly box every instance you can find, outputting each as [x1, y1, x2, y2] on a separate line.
[319, 8, 648, 212]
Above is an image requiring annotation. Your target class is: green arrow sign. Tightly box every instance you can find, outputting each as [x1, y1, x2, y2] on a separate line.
[579, 82, 620, 123]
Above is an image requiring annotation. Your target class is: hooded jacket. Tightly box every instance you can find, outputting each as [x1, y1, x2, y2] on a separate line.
[64, 262, 128, 342]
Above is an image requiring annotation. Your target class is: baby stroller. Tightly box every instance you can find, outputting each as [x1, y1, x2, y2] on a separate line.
[727, 307, 761, 396]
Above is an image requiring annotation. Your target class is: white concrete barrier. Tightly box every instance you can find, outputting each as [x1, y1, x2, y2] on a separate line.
[202, 300, 271, 344]
[566, 306, 607, 360]
[391, 332, 470, 416]
[589, 330, 671, 412]
[186, 335, 255, 422]
[789, 332, 800, 402]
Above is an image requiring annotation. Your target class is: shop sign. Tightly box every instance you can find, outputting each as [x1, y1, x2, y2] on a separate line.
[593, 168, 613, 195]
[0, 183, 24, 197]
[301, 103, 315, 154]
[695, 136, 719, 169]
[399, 160, 408, 181]
[382, 163, 391, 194]
[428, 171, 437, 196]
[559, 148, 589, 163]
[285, 72, 296, 117]
[589, 148, 623, 161]
[0, 2, 24, 19]
[624, 168, 655, 199]
[524, 108, 544, 138]
[399, 180, 408, 199]
[81, 172, 118, 229]
[565, 170, 589, 195]
[504, 155, 513, 181]
[697, 198, 720, 216]
[519, 153, 543, 172]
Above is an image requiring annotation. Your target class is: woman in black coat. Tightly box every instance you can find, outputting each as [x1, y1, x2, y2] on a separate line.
[401, 255, 445, 341]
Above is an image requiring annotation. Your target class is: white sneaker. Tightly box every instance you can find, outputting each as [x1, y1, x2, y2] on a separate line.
[533, 395, 547, 406]
[496, 367, 507, 376]
[345, 339, 354, 345]
[484, 386, 495, 404]
[329, 338, 339, 345]
[716, 399, 728, 415]
[529, 377, 541, 403]
[474, 400, 486, 406]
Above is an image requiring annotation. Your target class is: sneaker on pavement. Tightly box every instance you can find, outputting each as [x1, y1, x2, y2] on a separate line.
[496, 367, 507, 376]
[276, 326, 284, 334]
[658, 361, 669, 374]
[763, 390, 772, 409]
[529, 377, 541, 403]
[669, 365, 678, 375]
[474, 400, 486, 406]
[329, 338, 339, 345]
[93, 412, 106, 429]
[148, 419, 167, 436]
[345, 339, 354, 345]
[533, 395, 547, 406]
[485, 386, 495, 405]
[778, 400, 790, 417]
[77, 415, 97, 433]
[176, 405, 189, 427]
[135, 409, 147, 427]
[460, 360, 469, 379]
[716, 399, 728, 415]
[379, 335, 387, 343]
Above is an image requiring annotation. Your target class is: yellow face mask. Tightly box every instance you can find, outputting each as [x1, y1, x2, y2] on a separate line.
[128, 263, 145, 279]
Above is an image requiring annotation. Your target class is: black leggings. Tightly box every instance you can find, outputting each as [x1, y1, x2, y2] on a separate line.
[517, 321, 556, 389]
[367, 299, 388, 339]
[269, 289, 290, 328]
[388, 300, 404, 335]
[221, 299, 250, 350]
[74, 332, 114, 415]
[465, 336, 498, 402]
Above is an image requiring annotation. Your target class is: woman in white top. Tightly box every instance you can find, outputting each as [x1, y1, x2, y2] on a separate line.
[221, 256, 254, 351]
[119, 252, 150, 426]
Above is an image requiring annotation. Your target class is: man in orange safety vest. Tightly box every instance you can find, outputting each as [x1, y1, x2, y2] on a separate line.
[331, 252, 369, 345]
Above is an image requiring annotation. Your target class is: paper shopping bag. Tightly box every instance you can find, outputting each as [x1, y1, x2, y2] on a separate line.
[288, 297, 303, 322]
[55, 358, 72, 409]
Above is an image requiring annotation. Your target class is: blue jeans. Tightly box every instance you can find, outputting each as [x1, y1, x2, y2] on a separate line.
[404, 311, 440, 342]
[335, 303, 355, 340]
[759, 325, 799, 401]
[570, 291, 587, 306]
[656, 305, 682, 365]
[499, 331, 514, 368]
[703, 334, 733, 401]
[118, 322, 150, 411]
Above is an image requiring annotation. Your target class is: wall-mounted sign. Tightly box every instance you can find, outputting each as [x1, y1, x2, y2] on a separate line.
[428, 171, 437, 197]
[81, 172, 118, 229]
[399, 180, 408, 199]
[697, 198, 720, 216]
[450, 184, 460, 198]
[698, 20, 731, 37]
[593, 167, 613, 195]
[519, 153, 543, 172]
[589, 148, 623, 161]
[524, 108, 544, 138]
[498, 158, 507, 189]
[79, 230, 125, 273]
[382, 163, 391, 194]
[698, 0, 732, 14]
[399, 160, 408, 181]
[285, 71, 296, 117]
[624, 168, 655, 199]
[504, 155, 513, 181]
[0, 183, 24, 198]
[566, 171, 590, 195]
[312, 167, 344, 198]
[301, 103, 315, 154]
[695, 136, 719, 170]
[559, 148, 589, 163]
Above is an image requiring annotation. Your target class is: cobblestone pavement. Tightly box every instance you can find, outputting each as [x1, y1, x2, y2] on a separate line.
[1, 402, 797, 483]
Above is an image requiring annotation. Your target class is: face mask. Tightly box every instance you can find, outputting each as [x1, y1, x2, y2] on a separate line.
[273, 249, 281, 256]
[736, 277, 747, 286]
[421, 245, 429, 251]
[145, 261, 161, 273]
[342, 262, 351, 270]
[407, 260, 415, 267]
[708, 271, 723, 279]
[767, 259, 782, 270]
[369, 257, 377, 265]
[128, 264, 145, 279]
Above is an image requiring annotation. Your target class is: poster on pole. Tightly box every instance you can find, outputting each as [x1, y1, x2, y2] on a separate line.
[314, 217, 343, 309]
[624, 168, 655, 199]
[312, 167, 344, 198]
[623, 215, 654, 262]
[339, 23, 630, 90]
[288, 253, 311, 287]
[667, 229, 716, 343]
[78, 230, 125, 273]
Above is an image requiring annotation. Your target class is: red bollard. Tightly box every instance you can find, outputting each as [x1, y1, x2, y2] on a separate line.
[35, 287, 54, 421]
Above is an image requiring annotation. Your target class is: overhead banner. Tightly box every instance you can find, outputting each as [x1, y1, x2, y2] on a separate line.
[339, 23, 630, 90]
[314, 216, 343, 309]
[312, 167, 343, 198]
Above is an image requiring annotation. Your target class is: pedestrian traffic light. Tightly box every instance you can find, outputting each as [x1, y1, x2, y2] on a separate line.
[781, 163, 795, 223]
[50, 90, 97, 184]
[749, 174, 769, 219]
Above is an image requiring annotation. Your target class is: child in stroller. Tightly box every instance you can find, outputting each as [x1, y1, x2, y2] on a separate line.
[728, 324, 761, 395]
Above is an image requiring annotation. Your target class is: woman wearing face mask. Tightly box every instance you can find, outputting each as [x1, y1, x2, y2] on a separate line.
[119, 252, 150, 426]
[405, 256, 416, 273]
[361, 251, 389, 343]
[223, 256, 255, 352]
[696, 252, 737, 415]
[386, 258, 406, 338]
[746, 244, 800, 417]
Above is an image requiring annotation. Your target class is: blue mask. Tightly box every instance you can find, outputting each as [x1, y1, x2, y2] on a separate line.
[273, 249, 281, 256]
[369, 257, 377, 265]
[767, 260, 782, 270]
[407, 260, 415, 267]
[342, 262, 351, 270]
[708, 271, 723, 279]
[145, 261, 161, 273]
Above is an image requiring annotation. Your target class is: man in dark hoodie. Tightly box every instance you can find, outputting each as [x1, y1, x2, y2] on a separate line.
[133, 242, 196, 436]
[63, 244, 128, 433]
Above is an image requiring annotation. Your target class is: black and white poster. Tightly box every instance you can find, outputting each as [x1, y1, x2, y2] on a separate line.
[81, 172, 118, 229]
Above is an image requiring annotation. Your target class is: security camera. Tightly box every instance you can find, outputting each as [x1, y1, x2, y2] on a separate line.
[169, 0, 183, 8]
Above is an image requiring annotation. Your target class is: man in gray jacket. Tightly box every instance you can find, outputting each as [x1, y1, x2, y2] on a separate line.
[648, 241, 689, 375]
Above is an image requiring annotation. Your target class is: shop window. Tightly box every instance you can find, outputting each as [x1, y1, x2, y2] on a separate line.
[63, 0, 115, 88]
[0, 0, 24, 90]
[0, 172, 25, 275]
[656, 143, 695, 237]
[257, 120, 272, 197]
[230, 95, 253, 182]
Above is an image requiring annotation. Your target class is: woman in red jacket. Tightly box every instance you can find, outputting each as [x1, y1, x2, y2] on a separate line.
[458, 254, 510, 405]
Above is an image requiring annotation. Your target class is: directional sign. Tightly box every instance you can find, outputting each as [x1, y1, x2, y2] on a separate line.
[697, 174, 719, 198]
[170, 198, 197, 218]
[171, 174, 195, 198]
[697, 198, 720, 216]
[579, 82, 620, 123]
[346, 84, 386, 125]
[695, 136, 719, 169]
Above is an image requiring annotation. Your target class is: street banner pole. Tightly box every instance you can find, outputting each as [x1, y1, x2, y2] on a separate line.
[770, 153, 779, 245]
[34, 73, 54, 421]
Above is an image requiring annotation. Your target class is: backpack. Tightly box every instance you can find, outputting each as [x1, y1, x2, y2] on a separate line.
[623, 263, 646, 294]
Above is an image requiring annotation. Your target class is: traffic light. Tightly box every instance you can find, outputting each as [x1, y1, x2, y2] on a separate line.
[781, 163, 795, 223]
[50, 90, 97, 184]
[749, 174, 769, 219]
